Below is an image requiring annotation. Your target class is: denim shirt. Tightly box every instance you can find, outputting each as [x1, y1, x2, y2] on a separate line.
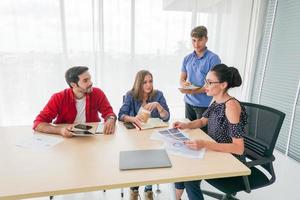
[118, 90, 170, 122]
[181, 49, 221, 107]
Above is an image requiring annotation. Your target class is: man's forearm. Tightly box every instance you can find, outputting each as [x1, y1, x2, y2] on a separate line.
[35, 122, 62, 135]
[180, 79, 187, 86]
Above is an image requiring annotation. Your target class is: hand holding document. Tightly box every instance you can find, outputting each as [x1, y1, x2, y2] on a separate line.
[178, 83, 201, 94]
[151, 128, 205, 159]
[179, 84, 200, 90]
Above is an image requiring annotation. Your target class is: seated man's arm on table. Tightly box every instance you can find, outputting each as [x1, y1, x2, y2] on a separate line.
[33, 93, 73, 138]
[35, 123, 73, 138]
[97, 89, 117, 134]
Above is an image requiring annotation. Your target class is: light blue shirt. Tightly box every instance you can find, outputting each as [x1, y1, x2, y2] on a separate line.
[181, 49, 221, 107]
[118, 90, 170, 122]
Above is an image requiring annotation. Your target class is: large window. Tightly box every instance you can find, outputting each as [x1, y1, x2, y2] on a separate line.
[0, 0, 254, 126]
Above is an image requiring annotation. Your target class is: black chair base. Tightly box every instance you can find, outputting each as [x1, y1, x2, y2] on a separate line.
[202, 190, 238, 200]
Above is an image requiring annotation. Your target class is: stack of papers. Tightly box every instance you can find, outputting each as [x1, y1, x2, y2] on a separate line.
[151, 128, 205, 159]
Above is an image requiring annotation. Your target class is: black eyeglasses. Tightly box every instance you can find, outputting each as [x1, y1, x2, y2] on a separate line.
[204, 79, 221, 86]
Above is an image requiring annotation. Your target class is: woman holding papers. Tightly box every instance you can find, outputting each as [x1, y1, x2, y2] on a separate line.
[118, 69, 170, 200]
[173, 64, 247, 200]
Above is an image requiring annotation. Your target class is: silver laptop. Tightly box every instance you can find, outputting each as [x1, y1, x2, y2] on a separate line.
[119, 149, 172, 170]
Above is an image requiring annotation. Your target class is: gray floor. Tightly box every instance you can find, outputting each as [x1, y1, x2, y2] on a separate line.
[24, 182, 253, 200]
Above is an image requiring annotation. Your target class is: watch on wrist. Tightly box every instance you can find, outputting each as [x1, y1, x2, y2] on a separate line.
[107, 116, 116, 121]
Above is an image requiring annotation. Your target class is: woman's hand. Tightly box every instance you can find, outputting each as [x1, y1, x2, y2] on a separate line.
[173, 121, 189, 129]
[184, 140, 206, 150]
[144, 102, 160, 112]
[129, 115, 144, 127]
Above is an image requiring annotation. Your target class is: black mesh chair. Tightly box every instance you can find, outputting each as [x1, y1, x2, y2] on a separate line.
[202, 102, 285, 200]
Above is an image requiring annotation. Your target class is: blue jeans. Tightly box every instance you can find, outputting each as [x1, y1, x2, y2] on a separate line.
[175, 180, 204, 200]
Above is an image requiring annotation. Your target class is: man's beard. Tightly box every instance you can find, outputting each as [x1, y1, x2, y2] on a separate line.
[85, 86, 93, 93]
[79, 86, 93, 94]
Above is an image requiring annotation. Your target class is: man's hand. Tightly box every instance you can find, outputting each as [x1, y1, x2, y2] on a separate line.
[184, 140, 206, 150]
[179, 88, 202, 94]
[60, 125, 74, 138]
[182, 81, 191, 86]
[103, 119, 116, 135]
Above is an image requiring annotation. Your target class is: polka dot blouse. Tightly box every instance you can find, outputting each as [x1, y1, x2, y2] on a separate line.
[203, 98, 248, 145]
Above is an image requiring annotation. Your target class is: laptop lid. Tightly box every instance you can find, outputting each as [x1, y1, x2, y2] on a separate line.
[119, 149, 172, 170]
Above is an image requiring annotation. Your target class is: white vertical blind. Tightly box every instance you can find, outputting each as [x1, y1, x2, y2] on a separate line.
[288, 81, 300, 161]
[251, 0, 300, 156]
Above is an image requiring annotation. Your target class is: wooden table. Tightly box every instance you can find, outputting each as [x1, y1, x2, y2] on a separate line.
[0, 121, 250, 200]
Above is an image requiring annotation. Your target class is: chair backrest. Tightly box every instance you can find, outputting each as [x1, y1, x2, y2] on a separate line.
[241, 102, 285, 165]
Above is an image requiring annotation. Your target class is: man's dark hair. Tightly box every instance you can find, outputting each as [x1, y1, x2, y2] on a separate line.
[191, 26, 208, 38]
[65, 66, 89, 88]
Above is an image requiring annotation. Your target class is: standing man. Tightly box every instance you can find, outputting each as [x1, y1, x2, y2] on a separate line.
[33, 66, 116, 137]
[179, 26, 221, 122]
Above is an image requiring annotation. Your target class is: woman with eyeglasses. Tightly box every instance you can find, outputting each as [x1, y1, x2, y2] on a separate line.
[173, 64, 247, 200]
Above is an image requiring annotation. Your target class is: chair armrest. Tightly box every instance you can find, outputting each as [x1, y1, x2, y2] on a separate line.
[245, 156, 275, 168]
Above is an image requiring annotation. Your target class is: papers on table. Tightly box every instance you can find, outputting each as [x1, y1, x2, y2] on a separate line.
[151, 128, 205, 159]
[179, 84, 200, 90]
[16, 134, 63, 150]
[163, 141, 206, 159]
[134, 118, 169, 130]
[96, 123, 104, 133]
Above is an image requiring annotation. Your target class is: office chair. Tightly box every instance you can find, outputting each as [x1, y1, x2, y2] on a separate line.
[202, 102, 285, 200]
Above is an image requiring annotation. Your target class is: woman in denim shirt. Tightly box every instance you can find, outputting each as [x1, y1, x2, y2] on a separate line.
[118, 69, 170, 200]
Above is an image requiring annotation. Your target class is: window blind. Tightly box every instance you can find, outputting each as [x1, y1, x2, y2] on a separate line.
[251, 0, 300, 156]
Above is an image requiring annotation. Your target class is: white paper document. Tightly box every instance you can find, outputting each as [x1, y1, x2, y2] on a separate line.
[151, 128, 205, 159]
[96, 123, 104, 133]
[164, 141, 206, 159]
[179, 84, 200, 90]
[16, 134, 63, 150]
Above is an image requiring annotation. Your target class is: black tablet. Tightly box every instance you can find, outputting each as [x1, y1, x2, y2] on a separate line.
[71, 130, 94, 136]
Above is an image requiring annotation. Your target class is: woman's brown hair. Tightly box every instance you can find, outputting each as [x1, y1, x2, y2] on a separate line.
[131, 70, 156, 102]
